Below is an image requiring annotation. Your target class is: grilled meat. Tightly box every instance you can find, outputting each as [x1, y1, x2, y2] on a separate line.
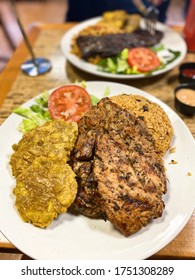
[76, 29, 163, 59]
[94, 133, 165, 236]
[71, 98, 167, 235]
[70, 160, 101, 217]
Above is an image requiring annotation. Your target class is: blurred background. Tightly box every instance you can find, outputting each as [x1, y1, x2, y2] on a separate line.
[0, 0, 187, 72]
[0, 0, 192, 261]
[0, 0, 68, 72]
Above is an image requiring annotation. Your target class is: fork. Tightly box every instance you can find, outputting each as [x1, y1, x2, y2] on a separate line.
[144, 5, 159, 35]
[132, 0, 159, 35]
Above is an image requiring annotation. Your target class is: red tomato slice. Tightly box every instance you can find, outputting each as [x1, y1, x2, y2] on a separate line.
[128, 47, 160, 73]
[48, 85, 91, 122]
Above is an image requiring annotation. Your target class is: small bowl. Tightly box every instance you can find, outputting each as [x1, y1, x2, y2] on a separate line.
[174, 83, 195, 116]
[179, 62, 195, 84]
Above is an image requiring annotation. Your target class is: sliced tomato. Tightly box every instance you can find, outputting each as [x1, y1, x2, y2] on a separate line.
[128, 47, 160, 73]
[48, 85, 91, 122]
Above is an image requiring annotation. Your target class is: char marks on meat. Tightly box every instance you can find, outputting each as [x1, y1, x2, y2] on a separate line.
[70, 98, 167, 236]
[76, 30, 163, 59]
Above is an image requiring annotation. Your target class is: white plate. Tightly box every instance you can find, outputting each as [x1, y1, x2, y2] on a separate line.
[0, 81, 195, 260]
[61, 17, 187, 79]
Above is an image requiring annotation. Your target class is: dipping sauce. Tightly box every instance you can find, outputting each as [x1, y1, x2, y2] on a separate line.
[179, 63, 195, 84]
[176, 88, 195, 106]
[182, 69, 195, 79]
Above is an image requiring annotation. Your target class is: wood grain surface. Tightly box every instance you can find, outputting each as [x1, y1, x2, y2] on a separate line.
[0, 23, 194, 260]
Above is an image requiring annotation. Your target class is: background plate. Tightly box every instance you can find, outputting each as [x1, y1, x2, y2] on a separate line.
[61, 17, 187, 79]
[0, 81, 195, 260]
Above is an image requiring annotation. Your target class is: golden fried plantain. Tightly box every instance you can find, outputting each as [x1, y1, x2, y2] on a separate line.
[13, 157, 77, 228]
[10, 119, 78, 228]
[10, 119, 78, 177]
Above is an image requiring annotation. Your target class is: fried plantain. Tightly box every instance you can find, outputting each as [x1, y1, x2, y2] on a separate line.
[10, 119, 78, 177]
[10, 119, 78, 228]
[13, 157, 77, 228]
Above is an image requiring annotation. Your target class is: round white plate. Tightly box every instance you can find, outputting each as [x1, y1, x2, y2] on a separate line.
[61, 17, 187, 79]
[0, 81, 195, 260]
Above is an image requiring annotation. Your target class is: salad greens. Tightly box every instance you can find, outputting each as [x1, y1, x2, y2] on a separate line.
[90, 86, 109, 105]
[98, 48, 140, 75]
[13, 83, 105, 134]
[90, 95, 100, 106]
[13, 91, 52, 134]
[103, 86, 110, 97]
[97, 45, 181, 75]
[34, 90, 50, 108]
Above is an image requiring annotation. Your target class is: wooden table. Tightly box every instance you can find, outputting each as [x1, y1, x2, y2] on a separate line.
[0, 23, 194, 259]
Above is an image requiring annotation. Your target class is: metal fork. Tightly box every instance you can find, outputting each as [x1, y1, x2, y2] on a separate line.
[144, 5, 159, 35]
[132, 0, 159, 35]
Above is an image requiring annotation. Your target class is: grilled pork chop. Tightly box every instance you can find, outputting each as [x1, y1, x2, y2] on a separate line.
[70, 98, 167, 235]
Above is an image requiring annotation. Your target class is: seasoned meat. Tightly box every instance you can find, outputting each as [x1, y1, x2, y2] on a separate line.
[71, 98, 167, 235]
[77, 30, 163, 59]
[133, 29, 163, 43]
[94, 133, 165, 236]
[70, 160, 102, 217]
[71, 97, 137, 217]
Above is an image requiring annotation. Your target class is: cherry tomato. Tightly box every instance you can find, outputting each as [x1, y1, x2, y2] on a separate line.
[128, 47, 160, 73]
[48, 85, 91, 122]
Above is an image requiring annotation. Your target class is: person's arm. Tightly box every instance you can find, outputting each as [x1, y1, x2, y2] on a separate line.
[151, 0, 165, 5]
